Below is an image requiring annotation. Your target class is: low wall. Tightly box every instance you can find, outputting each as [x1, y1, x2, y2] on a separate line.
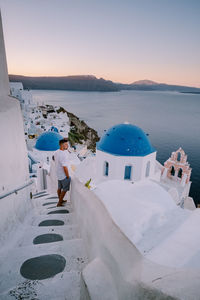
[0, 184, 32, 249]
[71, 176, 177, 299]
[0, 98, 29, 194]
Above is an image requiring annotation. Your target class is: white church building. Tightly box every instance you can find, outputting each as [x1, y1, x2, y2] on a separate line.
[96, 123, 157, 182]
[76, 122, 195, 210]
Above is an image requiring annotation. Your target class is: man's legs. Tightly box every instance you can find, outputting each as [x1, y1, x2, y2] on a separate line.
[57, 190, 67, 206]
[57, 188, 61, 199]
[57, 177, 70, 206]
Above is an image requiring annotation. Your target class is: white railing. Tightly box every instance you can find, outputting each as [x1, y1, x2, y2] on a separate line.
[0, 179, 34, 200]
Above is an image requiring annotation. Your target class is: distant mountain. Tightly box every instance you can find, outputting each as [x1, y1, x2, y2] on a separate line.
[127, 79, 200, 93]
[9, 74, 200, 94]
[8, 75, 120, 92]
[131, 79, 158, 85]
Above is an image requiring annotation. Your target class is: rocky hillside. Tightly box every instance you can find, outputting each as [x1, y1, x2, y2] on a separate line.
[56, 106, 100, 152]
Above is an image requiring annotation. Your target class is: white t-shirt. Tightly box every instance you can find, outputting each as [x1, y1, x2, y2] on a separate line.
[54, 149, 69, 180]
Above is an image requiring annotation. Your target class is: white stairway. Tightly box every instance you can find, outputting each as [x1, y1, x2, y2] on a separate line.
[0, 191, 89, 300]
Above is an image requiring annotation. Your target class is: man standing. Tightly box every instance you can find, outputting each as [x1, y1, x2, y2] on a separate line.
[54, 138, 71, 207]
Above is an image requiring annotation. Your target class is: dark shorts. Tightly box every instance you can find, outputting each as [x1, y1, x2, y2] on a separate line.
[58, 176, 71, 192]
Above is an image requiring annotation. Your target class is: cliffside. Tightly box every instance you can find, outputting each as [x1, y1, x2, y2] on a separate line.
[56, 106, 100, 152]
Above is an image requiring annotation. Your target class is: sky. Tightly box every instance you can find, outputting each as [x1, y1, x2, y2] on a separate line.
[0, 0, 199, 87]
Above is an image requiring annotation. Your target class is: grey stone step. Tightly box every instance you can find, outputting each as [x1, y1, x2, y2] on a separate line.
[1, 270, 84, 300]
[30, 212, 75, 226]
[0, 239, 88, 294]
[16, 224, 80, 247]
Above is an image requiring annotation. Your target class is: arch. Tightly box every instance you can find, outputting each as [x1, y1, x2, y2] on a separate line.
[124, 165, 132, 180]
[170, 166, 175, 176]
[177, 152, 181, 162]
[145, 161, 150, 177]
[178, 168, 183, 178]
[104, 161, 109, 176]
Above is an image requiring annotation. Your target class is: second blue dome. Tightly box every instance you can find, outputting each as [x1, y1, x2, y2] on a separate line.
[35, 131, 63, 151]
[97, 123, 156, 156]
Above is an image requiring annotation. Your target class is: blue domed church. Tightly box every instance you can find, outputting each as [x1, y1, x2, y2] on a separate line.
[33, 131, 63, 164]
[96, 123, 157, 182]
[35, 131, 63, 151]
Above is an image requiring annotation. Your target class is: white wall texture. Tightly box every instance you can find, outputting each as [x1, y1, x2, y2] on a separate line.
[0, 11, 30, 246]
[0, 98, 29, 193]
[96, 149, 156, 183]
[0, 12, 10, 96]
[71, 176, 200, 300]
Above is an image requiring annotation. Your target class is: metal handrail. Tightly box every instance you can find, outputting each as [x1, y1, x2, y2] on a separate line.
[0, 179, 34, 199]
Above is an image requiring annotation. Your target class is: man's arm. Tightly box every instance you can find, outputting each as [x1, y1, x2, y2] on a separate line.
[63, 166, 69, 179]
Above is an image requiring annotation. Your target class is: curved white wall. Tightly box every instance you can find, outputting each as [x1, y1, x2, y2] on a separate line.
[71, 176, 200, 300]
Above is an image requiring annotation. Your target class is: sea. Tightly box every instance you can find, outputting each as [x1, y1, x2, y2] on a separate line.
[31, 89, 200, 205]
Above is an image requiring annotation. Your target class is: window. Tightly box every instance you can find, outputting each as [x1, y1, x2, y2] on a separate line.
[177, 152, 181, 162]
[178, 168, 183, 178]
[104, 161, 109, 176]
[124, 165, 132, 180]
[171, 166, 175, 176]
[145, 161, 150, 177]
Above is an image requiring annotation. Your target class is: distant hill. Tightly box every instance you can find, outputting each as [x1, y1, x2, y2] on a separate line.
[8, 75, 120, 92]
[9, 74, 200, 94]
[128, 80, 200, 93]
[131, 79, 158, 85]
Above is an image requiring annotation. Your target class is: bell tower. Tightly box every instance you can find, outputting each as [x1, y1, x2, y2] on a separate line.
[162, 147, 192, 187]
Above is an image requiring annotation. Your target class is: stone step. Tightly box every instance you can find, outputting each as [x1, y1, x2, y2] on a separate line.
[39, 203, 73, 215]
[1, 270, 84, 300]
[0, 239, 88, 294]
[16, 224, 80, 247]
[30, 212, 75, 226]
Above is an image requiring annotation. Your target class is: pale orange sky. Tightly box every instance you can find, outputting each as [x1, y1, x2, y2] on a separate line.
[1, 0, 200, 87]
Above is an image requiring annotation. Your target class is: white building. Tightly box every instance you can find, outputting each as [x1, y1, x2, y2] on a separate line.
[10, 81, 35, 111]
[96, 123, 157, 182]
[33, 131, 64, 164]
[76, 122, 195, 210]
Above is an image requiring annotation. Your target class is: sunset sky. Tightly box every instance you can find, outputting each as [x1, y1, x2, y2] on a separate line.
[0, 0, 199, 87]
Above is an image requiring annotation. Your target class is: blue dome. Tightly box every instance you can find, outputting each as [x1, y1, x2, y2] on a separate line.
[35, 132, 63, 151]
[97, 123, 156, 156]
[50, 126, 59, 133]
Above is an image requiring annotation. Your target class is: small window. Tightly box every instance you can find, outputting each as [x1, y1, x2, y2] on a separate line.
[178, 168, 182, 178]
[124, 165, 132, 180]
[145, 161, 150, 177]
[171, 166, 175, 176]
[177, 152, 181, 162]
[104, 161, 109, 176]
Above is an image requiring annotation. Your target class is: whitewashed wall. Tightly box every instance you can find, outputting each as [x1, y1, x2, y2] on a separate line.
[70, 176, 192, 300]
[0, 98, 29, 193]
[0, 12, 31, 247]
[96, 149, 156, 182]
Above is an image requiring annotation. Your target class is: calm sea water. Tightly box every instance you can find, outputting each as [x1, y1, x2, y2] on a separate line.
[32, 89, 200, 205]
